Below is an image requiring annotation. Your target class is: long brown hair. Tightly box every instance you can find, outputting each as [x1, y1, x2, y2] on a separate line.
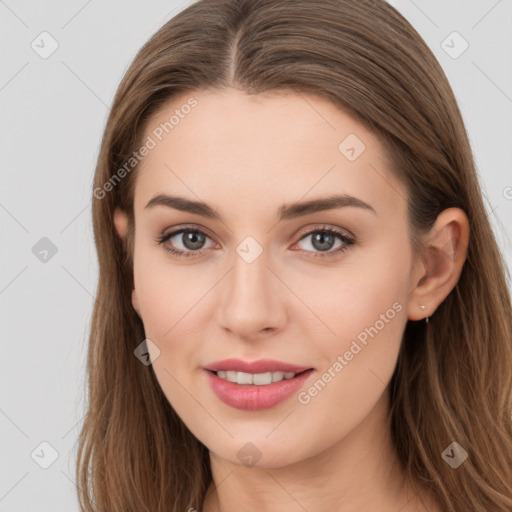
[76, 0, 512, 510]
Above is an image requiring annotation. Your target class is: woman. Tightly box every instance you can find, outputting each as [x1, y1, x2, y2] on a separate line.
[77, 0, 512, 510]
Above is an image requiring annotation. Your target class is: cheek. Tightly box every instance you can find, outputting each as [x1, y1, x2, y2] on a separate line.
[284, 265, 409, 462]
[308, 239, 411, 356]
[132, 252, 206, 419]
[336, 272, 407, 356]
[133, 244, 206, 339]
[297, 241, 411, 419]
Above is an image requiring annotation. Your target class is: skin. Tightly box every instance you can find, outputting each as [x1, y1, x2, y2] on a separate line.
[114, 88, 469, 512]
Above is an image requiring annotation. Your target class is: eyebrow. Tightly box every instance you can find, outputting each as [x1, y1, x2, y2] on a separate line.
[144, 193, 377, 221]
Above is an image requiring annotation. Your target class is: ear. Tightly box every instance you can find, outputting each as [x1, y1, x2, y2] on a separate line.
[132, 288, 140, 315]
[114, 207, 140, 315]
[113, 207, 128, 239]
[407, 207, 469, 321]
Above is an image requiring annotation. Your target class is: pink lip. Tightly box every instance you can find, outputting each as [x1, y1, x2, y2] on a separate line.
[203, 359, 315, 411]
[204, 358, 312, 374]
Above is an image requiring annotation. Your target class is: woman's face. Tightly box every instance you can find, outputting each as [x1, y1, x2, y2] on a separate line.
[126, 88, 423, 468]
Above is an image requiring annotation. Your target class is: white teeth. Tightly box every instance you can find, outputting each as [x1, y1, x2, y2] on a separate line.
[252, 372, 272, 385]
[272, 371, 284, 381]
[225, 371, 238, 383]
[237, 371, 253, 385]
[216, 370, 297, 385]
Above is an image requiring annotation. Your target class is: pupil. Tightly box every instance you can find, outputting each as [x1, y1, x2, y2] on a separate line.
[313, 232, 334, 251]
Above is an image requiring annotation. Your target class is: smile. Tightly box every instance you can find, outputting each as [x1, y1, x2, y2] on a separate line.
[215, 370, 297, 385]
[203, 360, 315, 411]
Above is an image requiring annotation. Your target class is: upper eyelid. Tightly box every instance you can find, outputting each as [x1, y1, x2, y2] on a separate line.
[160, 224, 216, 244]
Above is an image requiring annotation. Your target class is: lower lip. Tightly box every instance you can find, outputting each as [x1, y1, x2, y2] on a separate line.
[204, 369, 314, 411]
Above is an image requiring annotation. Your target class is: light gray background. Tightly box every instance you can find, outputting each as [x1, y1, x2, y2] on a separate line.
[1, 0, 511, 510]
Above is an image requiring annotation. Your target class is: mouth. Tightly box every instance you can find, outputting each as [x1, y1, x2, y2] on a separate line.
[203, 359, 315, 411]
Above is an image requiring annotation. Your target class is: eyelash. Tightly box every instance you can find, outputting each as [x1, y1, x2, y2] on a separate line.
[155, 224, 355, 260]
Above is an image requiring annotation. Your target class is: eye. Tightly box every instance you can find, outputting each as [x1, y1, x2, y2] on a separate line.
[155, 224, 355, 260]
[155, 226, 216, 258]
[292, 225, 355, 259]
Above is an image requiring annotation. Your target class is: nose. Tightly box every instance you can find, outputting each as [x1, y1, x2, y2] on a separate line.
[216, 247, 287, 342]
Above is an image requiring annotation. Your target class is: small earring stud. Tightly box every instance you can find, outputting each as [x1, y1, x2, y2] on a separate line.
[419, 304, 429, 324]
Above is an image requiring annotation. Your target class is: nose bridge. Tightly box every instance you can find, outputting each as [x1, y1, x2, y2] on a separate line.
[231, 242, 269, 296]
[217, 236, 286, 337]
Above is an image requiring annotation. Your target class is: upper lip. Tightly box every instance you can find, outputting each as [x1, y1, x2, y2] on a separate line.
[204, 358, 313, 374]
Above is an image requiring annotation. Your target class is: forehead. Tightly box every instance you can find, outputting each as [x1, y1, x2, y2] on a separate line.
[133, 88, 406, 219]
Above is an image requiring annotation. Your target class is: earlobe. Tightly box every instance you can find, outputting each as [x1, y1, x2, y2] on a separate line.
[407, 208, 469, 321]
[114, 207, 128, 239]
